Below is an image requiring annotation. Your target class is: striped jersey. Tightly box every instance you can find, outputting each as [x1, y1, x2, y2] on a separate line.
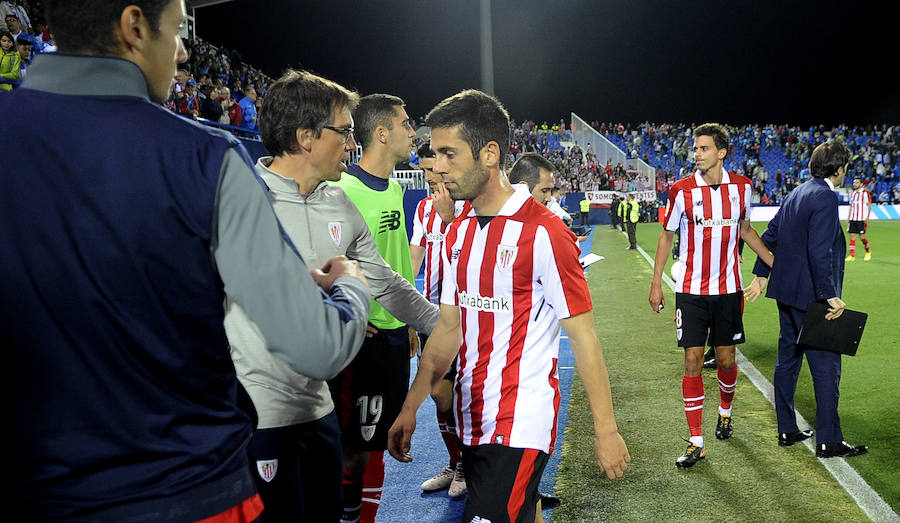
[664, 171, 751, 295]
[848, 188, 871, 221]
[440, 185, 591, 453]
[410, 198, 471, 304]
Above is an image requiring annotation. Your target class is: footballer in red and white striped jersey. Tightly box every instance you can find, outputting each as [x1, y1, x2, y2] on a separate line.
[663, 170, 752, 296]
[410, 199, 471, 304]
[440, 185, 591, 454]
[848, 183, 871, 221]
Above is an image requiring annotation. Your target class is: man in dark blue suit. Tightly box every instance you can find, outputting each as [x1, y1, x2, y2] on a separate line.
[746, 141, 868, 458]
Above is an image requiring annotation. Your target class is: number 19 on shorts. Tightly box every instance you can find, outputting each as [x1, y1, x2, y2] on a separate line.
[357, 395, 383, 425]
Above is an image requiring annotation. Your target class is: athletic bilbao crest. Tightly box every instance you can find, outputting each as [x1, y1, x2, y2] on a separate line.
[256, 459, 278, 482]
[361, 424, 377, 441]
[496, 244, 518, 274]
[328, 222, 342, 246]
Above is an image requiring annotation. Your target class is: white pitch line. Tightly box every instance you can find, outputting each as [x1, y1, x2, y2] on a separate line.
[626, 229, 899, 523]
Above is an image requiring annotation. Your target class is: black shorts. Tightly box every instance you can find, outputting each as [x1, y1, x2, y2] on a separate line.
[328, 325, 410, 451]
[418, 333, 457, 381]
[848, 220, 867, 234]
[247, 412, 342, 522]
[460, 444, 550, 523]
[674, 292, 745, 348]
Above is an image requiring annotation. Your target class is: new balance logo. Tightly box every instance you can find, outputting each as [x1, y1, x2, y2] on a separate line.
[733, 333, 743, 341]
[470, 517, 493, 523]
[378, 210, 401, 233]
[458, 291, 510, 312]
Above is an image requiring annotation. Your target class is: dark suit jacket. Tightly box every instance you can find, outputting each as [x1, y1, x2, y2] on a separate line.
[753, 178, 846, 310]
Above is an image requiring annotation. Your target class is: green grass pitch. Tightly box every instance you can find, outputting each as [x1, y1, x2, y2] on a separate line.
[551, 221, 899, 522]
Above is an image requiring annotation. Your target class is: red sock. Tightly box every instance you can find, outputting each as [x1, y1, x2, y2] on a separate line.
[718, 364, 738, 411]
[341, 469, 362, 523]
[359, 451, 384, 523]
[682, 374, 704, 437]
[862, 237, 870, 252]
[849, 239, 856, 256]
[436, 407, 460, 467]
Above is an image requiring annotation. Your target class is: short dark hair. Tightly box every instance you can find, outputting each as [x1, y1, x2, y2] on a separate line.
[45, 0, 170, 54]
[16, 37, 33, 48]
[508, 152, 554, 192]
[417, 142, 434, 159]
[809, 141, 850, 179]
[354, 93, 405, 150]
[693, 123, 730, 155]
[259, 69, 359, 157]
[425, 89, 510, 169]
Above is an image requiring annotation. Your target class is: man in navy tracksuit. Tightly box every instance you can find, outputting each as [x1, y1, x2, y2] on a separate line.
[1, 1, 371, 520]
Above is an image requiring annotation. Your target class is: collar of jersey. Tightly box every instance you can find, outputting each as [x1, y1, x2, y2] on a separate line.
[487, 183, 531, 217]
[255, 156, 328, 201]
[693, 169, 731, 186]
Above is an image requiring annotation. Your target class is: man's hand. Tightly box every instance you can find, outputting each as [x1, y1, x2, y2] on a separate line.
[594, 430, 631, 480]
[826, 297, 846, 320]
[310, 255, 368, 292]
[431, 181, 455, 223]
[365, 324, 378, 338]
[744, 276, 767, 302]
[649, 281, 665, 313]
[408, 327, 420, 358]
[387, 408, 417, 463]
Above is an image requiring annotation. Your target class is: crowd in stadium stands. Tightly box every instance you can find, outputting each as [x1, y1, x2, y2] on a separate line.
[5, 0, 897, 207]
[1, 0, 53, 89]
[163, 37, 272, 136]
[493, 118, 900, 209]
[1, 0, 271, 135]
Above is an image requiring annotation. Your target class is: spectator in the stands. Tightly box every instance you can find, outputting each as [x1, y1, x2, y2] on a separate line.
[0, 2, 13, 31]
[14, 34, 30, 78]
[223, 86, 242, 127]
[4, 13, 37, 54]
[0, 1, 24, 32]
[173, 67, 189, 96]
[238, 86, 257, 129]
[216, 87, 232, 125]
[232, 77, 243, 100]
[0, 29, 18, 90]
[199, 84, 223, 122]
[178, 80, 199, 117]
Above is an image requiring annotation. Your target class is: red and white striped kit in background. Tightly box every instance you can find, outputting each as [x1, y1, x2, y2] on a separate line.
[664, 171, 752, 296]
[848, 188, 871, 221]
[440, 186, 591, 454]
[410, 198, 471, 304]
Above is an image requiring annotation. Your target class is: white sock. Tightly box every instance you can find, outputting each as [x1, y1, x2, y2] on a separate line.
[719, 406, 732, 416]
[689, 435, 704, 447]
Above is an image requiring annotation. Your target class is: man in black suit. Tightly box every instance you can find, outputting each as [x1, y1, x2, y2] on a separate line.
[746, 141, 867, 458]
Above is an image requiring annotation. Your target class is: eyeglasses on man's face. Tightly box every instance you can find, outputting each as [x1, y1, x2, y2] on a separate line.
[323, 126, 355, 144]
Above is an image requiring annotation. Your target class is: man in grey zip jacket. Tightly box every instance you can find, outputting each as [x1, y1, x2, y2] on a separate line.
[224, 69, 439, 523]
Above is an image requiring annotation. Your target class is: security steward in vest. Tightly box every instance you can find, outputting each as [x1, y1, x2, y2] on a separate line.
[579, 196, 590, 225]
[623, 193, 639, 249]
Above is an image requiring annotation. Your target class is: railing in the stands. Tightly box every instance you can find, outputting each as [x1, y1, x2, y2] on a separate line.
[193, 117, 262, 141]
[394, 169, 426, 191]
[570, 112, 657, 186]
